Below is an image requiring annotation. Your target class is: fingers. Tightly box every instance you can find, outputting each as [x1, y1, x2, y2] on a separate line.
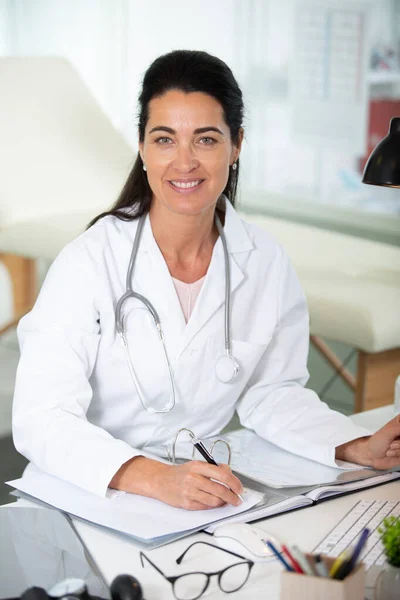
[192, 489, 227, 509]
[383, 416, 400, 441]
[176, 462, 244, 510]
[183, 498, 222, 511]
[200, 477, 242, 507]
[178, 473, 229, 510]
[386, 448, 400, 458]
[374, 456, 400, 470]
[191, 461, 244, 497]
[389, 439, 400, 450]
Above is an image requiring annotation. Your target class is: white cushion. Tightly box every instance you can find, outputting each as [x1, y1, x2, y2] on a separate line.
[0, 57, 133, 228]
[244, 214, 400, 354]
[0, 211, 95, 260]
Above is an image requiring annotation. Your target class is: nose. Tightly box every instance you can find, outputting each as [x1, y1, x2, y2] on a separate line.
[173, 143, 199, 172]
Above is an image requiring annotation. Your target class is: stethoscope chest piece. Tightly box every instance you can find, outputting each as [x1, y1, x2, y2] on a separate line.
[215, 352, 239, 383]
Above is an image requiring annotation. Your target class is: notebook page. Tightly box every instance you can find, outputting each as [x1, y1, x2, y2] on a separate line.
[306, 472, 400, 501]
[212, 429, 379, 488]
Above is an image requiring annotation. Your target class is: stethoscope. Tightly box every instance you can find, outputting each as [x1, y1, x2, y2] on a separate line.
[115, 211, 239, 414]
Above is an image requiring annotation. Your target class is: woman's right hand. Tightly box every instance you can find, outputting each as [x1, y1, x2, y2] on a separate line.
[109, 456, 244, 510]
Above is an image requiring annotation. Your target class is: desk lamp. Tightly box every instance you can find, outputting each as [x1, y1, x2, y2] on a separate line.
[362, 116, 400, 188]
[362, 116, 400, 416]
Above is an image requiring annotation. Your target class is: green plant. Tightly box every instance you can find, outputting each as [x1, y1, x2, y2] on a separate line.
[378, 516, 400, 567]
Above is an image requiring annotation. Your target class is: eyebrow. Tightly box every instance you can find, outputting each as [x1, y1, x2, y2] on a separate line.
[148, 125, 224, 135]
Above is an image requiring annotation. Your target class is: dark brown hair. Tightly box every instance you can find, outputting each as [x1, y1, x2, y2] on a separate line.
[88, 49, 244, 228]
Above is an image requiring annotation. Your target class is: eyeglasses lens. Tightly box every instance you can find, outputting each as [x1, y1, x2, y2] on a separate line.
[173, 572, 208, 600]
[219, 562, 251, 593]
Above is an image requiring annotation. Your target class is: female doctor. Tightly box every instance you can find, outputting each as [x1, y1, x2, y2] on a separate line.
[13, 50, 400, 510]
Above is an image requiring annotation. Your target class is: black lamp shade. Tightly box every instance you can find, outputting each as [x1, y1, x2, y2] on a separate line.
[362, 117, 400, 188]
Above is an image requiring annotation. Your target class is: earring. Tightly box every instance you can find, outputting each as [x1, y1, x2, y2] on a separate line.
[143, 164, 147, 171]
[232, 162, 237, 171]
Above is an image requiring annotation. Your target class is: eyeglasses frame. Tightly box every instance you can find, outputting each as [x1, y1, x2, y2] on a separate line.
[140, 540, 254, 600]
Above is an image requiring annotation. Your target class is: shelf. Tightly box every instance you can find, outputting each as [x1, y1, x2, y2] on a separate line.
[367, 71, 400, 85]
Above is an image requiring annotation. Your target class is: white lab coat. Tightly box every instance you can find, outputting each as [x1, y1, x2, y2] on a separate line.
[13, 202, 370, 496]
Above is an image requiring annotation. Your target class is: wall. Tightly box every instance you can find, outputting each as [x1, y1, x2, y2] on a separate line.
[2, 0, 397, 209]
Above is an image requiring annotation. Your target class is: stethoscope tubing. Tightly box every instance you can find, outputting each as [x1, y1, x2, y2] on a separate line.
[115, 209, 237, 413]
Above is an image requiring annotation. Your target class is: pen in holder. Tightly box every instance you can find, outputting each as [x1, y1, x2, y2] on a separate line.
[280, 554, 365, 600]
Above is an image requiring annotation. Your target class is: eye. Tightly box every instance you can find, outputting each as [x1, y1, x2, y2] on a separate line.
[199, 137, 217, 145]
[155, 136, 173, 145]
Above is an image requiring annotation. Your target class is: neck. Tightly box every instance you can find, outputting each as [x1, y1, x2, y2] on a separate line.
[149, 204, 217, 260]
[148, 201, 219, 282]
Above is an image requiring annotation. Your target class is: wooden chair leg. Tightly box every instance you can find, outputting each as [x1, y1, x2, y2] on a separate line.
[310, 335, 357, 391]
[0, 253, 36, 335]
[355, 348, 400, 412]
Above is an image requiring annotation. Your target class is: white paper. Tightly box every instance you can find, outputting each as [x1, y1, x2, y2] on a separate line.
[212, 429, 378, 488]
[6, 465, 262, 542]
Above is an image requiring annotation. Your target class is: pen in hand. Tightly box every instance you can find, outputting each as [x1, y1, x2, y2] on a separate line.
[189, 436, 244, 502]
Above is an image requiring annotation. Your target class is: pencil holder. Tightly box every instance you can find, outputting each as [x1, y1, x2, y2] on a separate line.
[280, 554, 365, 600]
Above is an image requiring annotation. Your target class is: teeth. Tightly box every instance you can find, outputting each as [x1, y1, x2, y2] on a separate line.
[170, 180, 201, 189]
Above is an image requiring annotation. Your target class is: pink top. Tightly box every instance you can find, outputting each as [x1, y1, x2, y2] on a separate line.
[172, 275, 206, 323]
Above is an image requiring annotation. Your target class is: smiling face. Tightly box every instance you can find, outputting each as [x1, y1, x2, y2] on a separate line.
[139, 90, 242, 218]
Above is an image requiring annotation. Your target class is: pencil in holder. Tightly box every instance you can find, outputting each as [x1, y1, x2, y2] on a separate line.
[280, 554, 365, 600]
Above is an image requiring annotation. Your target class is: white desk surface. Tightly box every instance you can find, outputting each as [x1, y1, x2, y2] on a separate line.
[73, 480, 400, 599]
[5, 404, 399, 599]
[73, 404, 398, 599]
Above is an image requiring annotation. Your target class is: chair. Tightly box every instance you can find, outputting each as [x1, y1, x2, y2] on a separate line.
[245, 213, 400, 412]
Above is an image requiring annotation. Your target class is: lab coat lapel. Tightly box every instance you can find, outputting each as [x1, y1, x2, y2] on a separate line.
[179, 202, 254, 357]
[180, 243, 244, 356]
[131, 216, 187, 360]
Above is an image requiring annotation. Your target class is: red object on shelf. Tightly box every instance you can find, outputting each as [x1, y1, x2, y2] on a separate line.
[359, 99, 400, 173]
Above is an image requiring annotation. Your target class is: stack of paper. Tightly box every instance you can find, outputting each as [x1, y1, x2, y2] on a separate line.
[7, 465, 263, 549]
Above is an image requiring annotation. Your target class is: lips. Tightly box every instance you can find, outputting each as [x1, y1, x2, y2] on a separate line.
[167, 179, 205, 194]
[169, 179, 204, 189]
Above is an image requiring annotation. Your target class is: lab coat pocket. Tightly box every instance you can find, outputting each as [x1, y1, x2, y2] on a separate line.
[195, 335, 270, 413]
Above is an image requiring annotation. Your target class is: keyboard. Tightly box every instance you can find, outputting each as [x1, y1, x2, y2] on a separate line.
[314, 499, 400, 570]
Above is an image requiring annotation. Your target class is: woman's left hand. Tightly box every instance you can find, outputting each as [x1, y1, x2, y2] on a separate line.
[336, 416, 400, 469]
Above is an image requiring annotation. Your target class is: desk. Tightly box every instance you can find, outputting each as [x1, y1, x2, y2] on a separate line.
[72, 481, 400, 599]
[5, 405, 399, 600]
[71, 405, 398, 599]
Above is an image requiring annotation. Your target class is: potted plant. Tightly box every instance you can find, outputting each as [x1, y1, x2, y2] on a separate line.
[375, 516, 400, 600]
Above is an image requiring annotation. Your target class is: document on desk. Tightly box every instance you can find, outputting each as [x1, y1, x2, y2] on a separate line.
[6, 464, 262, 546]
[211, 429, 396, 488]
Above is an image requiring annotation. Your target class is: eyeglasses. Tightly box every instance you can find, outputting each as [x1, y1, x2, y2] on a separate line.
[140, 541, 254, 600]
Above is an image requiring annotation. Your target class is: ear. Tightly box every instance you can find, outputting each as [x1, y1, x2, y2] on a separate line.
[138, 141, 144, 164]
[232, 128, 244, 163]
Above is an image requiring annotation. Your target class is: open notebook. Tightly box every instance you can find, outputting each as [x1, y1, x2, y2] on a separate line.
[203, 429, 400, 531]
[210, 428, 396, 488]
